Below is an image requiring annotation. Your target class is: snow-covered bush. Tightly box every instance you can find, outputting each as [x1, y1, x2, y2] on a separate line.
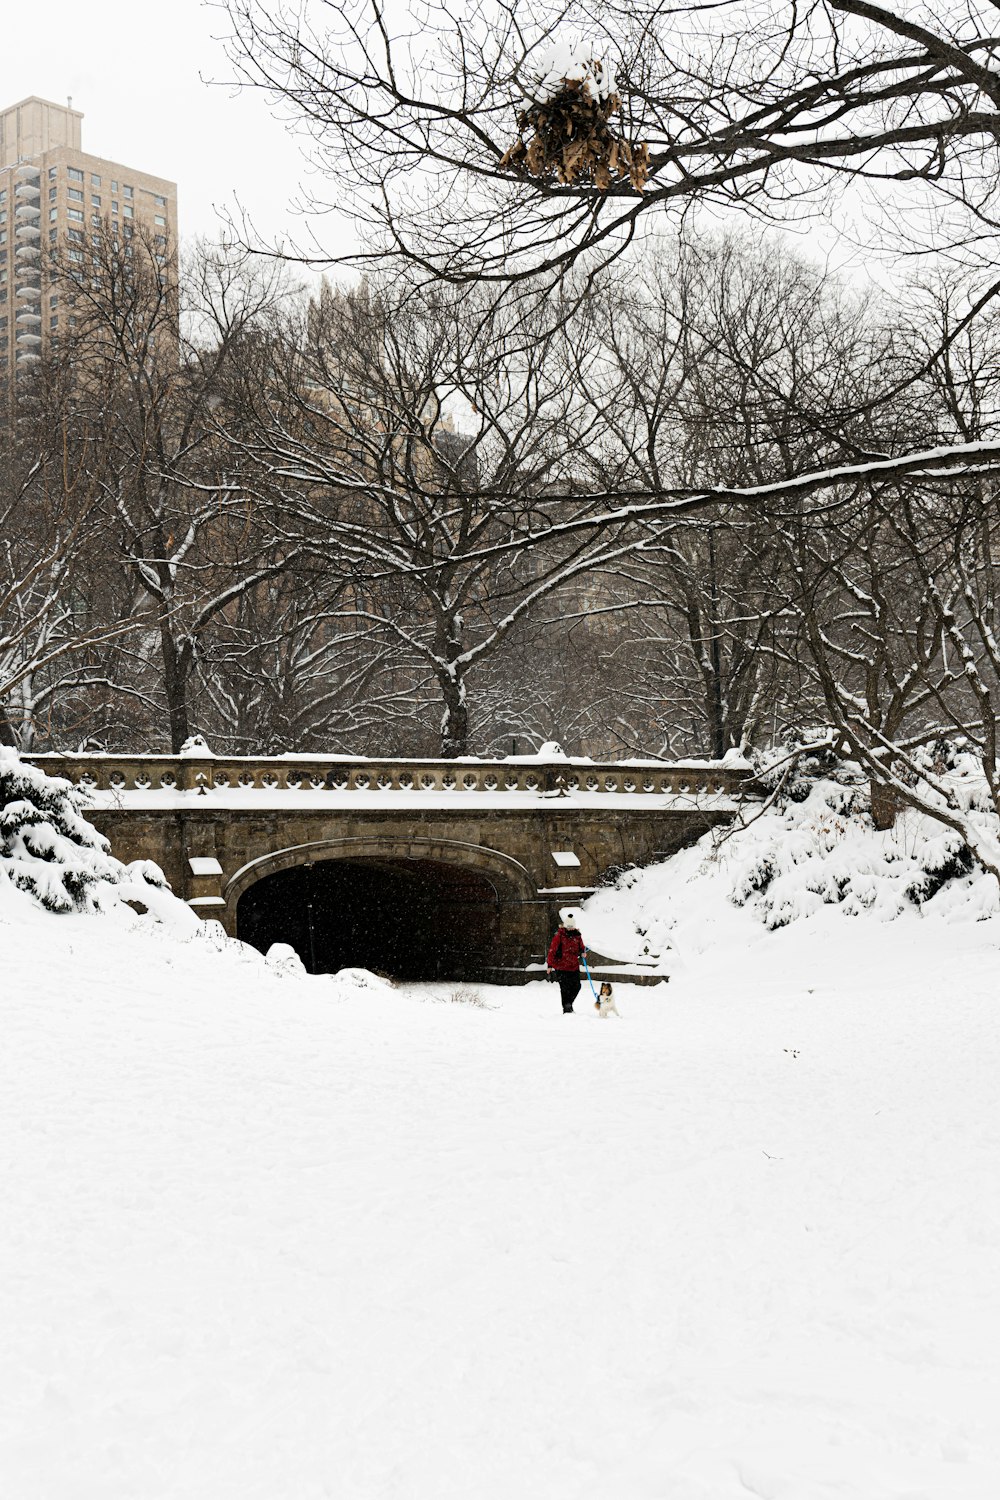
[266, 942, 307, 978]
[0, 748, 172, 916]
[752, 728, 848, 804]
[581, 759, 1000, 962]
[727, 778, 984, 927]
[726, 734, 1000, 926]
[329, 968, 397, 998]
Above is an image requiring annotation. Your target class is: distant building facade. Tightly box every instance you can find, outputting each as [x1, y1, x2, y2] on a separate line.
[0, 96, 177, 379]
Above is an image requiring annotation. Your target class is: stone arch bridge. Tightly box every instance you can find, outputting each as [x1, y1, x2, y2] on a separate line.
[27, 753, 754, 982]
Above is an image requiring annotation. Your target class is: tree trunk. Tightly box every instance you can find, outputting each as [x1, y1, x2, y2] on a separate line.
[870, 778, 899, 831]
[159, 622, 191, 754]
[706, 528, 726, 758]
[439, 674, 469, 758]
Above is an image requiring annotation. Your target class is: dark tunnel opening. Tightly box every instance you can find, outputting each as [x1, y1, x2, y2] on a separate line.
[236, 858, 502, 980]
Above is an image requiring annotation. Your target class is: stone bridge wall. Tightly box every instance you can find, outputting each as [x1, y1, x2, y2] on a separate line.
[25, 753, 754, 971]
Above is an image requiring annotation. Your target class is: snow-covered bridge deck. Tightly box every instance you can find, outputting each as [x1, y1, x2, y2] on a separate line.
[26, 750, 752, 801]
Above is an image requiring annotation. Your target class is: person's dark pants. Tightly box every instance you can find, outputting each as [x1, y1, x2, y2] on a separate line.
[557, 971, 581, 1012]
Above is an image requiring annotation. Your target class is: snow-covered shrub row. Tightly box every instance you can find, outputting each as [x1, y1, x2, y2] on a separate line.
[582, 757, 1000, 961]
[0, 748, 181, 919]
[726, 778, 979, 928]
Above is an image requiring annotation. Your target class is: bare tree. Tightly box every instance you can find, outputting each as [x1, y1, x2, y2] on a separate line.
[228, 273, 652, 755]
[211, 0, 1000, 549]
[218, 0, 1000, 287]
[49, 228, 297, 751]
[777, 274, 1000, 865]
[554, 234, 895, 756]
[0, 358, 137, 748]
[193, 571, 432, 752]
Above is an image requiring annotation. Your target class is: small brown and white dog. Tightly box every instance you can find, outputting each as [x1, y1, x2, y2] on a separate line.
[594, 981, 621, 1018]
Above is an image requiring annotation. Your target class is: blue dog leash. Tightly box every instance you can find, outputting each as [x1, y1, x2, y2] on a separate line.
[582, 951, 601, 1005]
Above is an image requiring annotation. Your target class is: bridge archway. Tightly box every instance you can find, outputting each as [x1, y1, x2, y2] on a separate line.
[227, 837, 540, 980]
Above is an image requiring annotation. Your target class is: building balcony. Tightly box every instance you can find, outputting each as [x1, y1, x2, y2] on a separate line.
[14, 164, 41, 182]
[15, 309, 42, 325]
[14, 243, 41, 262]
[14, 224, 41, 241]
[16, 332, 43, 346]
[14, 204, 40, 221]
[14, 183, 40, 202]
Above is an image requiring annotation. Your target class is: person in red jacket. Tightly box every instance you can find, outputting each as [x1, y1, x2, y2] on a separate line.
[547, 909, 587, 1013]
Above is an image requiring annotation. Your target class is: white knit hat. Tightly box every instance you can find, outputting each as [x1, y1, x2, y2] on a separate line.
[560, 908, 579, 929]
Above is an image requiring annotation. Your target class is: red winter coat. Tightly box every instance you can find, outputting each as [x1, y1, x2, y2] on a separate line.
[547, 926, 586, 972]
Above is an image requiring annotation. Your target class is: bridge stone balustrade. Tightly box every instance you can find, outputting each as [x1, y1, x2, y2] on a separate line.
[24, 752, 756, 981]
[25, 752, 750, 799]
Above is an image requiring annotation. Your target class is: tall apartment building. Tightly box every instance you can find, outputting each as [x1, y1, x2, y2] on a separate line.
[0, 96, 177, 379]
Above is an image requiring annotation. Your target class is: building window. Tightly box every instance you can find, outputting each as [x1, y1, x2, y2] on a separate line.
[68, 207, 84, 222]
[49, 229, 57, 244]
[48, 166, 57, 179]
[68, 187, 84, 202]
[153, 194, 166, 208]
[112, 200, 119, 213]
[49, 186, 57, 201]
[91, 195, 101, 207]
[67, 248, 84, 263]
[68, 228, 84, 243]
[91, 173, 101, 187]
[50, 295, 58, 307]
[0, 189, 5, 203]
[50, 315, 58, 330]
[67, 167, 84, 183]
[0, 212, 5, 226]
[0, 231, 6, 245]
[154, 215, 166, 226]
[124, 184, 133, 199]
[111, 180, 118, 192]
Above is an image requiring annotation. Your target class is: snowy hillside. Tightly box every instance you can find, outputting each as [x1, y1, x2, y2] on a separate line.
[583, 772, 1000, 967]
[4, 779, 1000, 1497]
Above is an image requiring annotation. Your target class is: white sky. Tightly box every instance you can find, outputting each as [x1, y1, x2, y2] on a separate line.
[5, 0, 356, 264]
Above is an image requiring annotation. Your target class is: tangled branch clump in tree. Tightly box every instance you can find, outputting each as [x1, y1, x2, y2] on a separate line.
[499, 44, 649, 191]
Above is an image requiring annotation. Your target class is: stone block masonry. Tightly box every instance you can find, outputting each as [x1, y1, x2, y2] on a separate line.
[25, 753, 754, 978]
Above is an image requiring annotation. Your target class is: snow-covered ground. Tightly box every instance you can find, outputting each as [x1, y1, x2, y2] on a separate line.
[4, 786, 1000, 1497]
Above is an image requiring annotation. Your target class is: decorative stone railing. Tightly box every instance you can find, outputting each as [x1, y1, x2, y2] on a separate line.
[23, 753, 755, 799]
